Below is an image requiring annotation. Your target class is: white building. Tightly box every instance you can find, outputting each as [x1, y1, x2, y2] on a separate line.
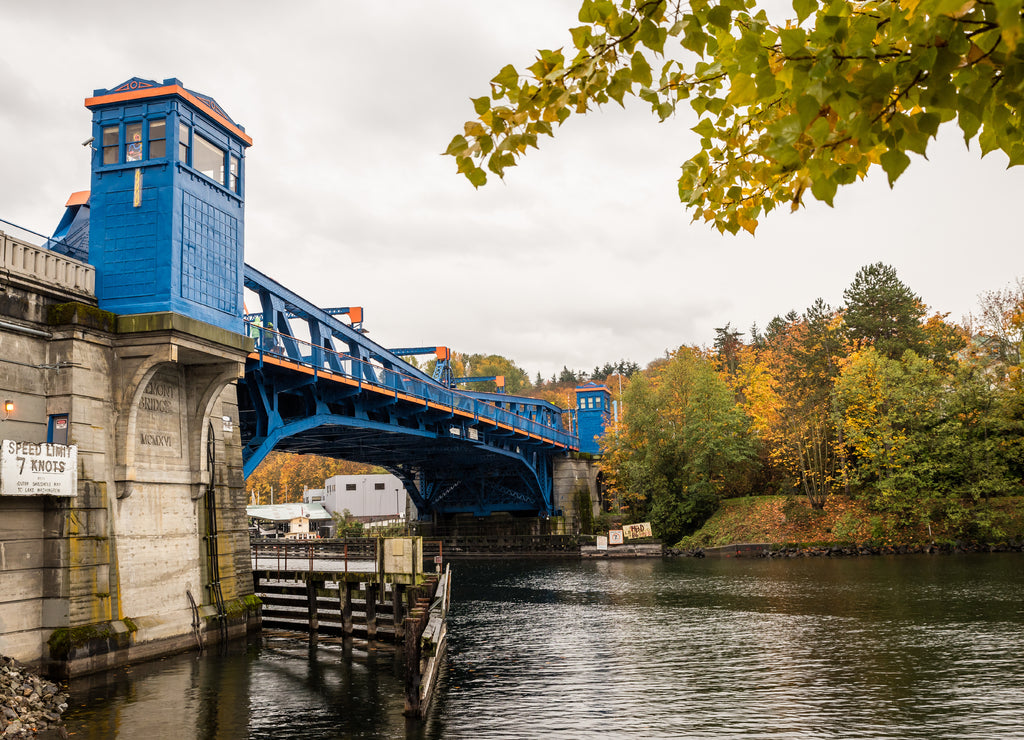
[304, 473, 414, 524]
[246, 502, 333, 538]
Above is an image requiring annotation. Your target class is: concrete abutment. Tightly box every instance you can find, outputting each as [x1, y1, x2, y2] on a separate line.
[0, 232, 258, 677]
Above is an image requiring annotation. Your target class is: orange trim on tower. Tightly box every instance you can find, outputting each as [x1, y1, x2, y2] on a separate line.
[85, 85, 253, 146]
[65, 190, 90, 207]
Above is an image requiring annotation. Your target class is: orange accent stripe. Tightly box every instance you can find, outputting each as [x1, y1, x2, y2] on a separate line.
[243, 355, 570, 443]
[85, 85, 253, 146]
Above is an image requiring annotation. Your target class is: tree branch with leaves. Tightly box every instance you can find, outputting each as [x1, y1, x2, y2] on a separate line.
[449, 0, 1024, 234]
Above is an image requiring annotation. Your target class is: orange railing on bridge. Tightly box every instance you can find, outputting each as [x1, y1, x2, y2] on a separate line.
[245, 321, 578, 449]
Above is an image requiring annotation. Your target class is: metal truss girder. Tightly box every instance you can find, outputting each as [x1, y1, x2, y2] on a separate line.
[241, 263, 573, 517]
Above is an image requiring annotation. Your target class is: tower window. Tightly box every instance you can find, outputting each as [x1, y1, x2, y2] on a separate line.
[125, 122, 143, 162]
[102, 126, 119, 165]
[178, 122, 191, 163]
[229, 154, 240, 193]
[149, 119, 166, 158]
[193, 133, 225, 185]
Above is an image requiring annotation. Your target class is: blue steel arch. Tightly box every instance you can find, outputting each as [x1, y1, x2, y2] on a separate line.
[238, 265, 577, 518]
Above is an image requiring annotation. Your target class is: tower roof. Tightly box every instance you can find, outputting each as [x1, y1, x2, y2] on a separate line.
[85, 77, 252, 146]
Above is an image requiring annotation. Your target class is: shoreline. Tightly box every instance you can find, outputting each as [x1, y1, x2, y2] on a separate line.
[668, 540, 1024, 558]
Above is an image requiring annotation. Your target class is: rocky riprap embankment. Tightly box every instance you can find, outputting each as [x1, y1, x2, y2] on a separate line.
[1, 656, 67, 738]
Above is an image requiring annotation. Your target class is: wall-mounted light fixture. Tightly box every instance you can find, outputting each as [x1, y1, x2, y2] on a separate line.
[2, 400, 13, 421]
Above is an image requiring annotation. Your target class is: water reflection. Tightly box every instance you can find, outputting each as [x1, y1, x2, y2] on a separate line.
[64, 637, 424, 740]
[64, 554, 1024, 739]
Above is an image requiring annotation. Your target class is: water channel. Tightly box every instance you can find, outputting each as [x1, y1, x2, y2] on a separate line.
[63, 554, 1024, 739]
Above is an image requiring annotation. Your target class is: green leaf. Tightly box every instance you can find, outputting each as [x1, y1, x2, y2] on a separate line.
[608, 68, 633, 105]
[681, 18, 708, 55]
[879, 149, 911, 187]
[570, 25, 591, 50]
[638, 19, 667, 54]
[467, 166, 487, 188]
[491, 64, 520, 89]
[793, 0, 817, 23]
[472, 97, 491, 116]
[807, 116, 831, 146]
[632, 51, 653, 88]
[915, 112, 940, 139]
[779, 27, 807, 56]
[811, 174, 838, 206]
[692, 118, 718, 140]
[578, 0, 598, 23]
[706, 5, 733, 30]
[728, 74, 758, 106]
[445, 135, 469, 156]
[796, 94, 820, 128]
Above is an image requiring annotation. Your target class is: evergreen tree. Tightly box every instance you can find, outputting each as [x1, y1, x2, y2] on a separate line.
[843, 263, 926, 360]
[713, 322, 744, 375]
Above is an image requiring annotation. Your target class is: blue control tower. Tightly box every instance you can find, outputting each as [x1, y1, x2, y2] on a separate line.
[85, 77, 252, 333]
[574, 381, 611, 455]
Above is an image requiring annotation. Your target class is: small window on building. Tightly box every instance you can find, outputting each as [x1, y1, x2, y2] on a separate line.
[229, 154, 240, 193]
[193, 133, 225, 184]
[346, 483, 357, 491]
[102, 126, 119, 165]
[149, 119, 166, 158]
[578, 398, 584, 409]
[588, 397, 595, 409]
[178, 122, 191, 163]
[374, 483, 385, 490]
[125, 122, 143, 162]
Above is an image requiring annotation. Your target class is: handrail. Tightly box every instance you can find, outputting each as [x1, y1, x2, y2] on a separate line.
[250, 539, 379, 574]
[246, 322, 578, 449]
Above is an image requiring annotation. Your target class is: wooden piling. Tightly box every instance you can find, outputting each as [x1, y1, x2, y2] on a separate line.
[403, 613, 423, 717]
[307, 579, 320, 635]
[365, 583, 378, 640]
[340, 580, 353, 635]
[393, 584, 406, 639]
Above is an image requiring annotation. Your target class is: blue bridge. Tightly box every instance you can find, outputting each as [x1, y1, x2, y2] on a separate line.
[240, 264, 578, 517]
[38, 76, 598, 521]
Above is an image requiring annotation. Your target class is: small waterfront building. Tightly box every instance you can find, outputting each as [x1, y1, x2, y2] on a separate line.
[306, 474, 412, 524]
[246, 502, 333, 539]
[574, 381, 612, 455]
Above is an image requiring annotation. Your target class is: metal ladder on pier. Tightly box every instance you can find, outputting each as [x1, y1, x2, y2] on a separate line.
[204, 423, 228, 643]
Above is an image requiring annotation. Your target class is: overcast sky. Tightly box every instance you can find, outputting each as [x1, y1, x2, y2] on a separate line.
[3, 1, 1021, 381]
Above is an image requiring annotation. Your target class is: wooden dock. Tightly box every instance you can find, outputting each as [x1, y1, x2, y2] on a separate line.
[250, 537, 450, 718]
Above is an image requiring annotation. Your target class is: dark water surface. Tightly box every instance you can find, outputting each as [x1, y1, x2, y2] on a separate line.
[63, 554, 1024, 739]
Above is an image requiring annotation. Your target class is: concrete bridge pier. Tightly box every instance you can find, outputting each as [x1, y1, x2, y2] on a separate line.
[48, 310, 259, 678]
[552, 457, 603, 532]
[0, 232, 260, 676]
